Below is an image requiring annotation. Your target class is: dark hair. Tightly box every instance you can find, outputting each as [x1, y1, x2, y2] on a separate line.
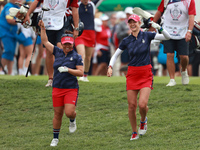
[61, 30, 73, 38]
[65, 30, 73, 34]
[61, 33, 73, 38]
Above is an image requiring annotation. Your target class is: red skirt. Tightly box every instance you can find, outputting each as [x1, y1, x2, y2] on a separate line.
[75, 30, 95, 47]
[126, 64, 153, 90]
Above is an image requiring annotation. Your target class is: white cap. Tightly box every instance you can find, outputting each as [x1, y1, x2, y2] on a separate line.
[94, 18, 102, 32]
[116, 11, 126, 19]
[124, 7, 133, 14]
[100, 14, 109, 21]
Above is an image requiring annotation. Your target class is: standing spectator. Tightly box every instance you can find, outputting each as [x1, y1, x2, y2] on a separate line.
[109, 13, 117, 36]
[110, 12, 119, 50]
[76, 0, 100, 82]
[0, 38, 4, 75]
[92, 17, 102, 75]
[39, 20, 83, 147]
[29, 2, 44, 76]
[0, 0, 22, 75]
[24, 0, 79, 87]
[94, 14, 111, 75]
[31, 35, 44, 75]
[151, 0, 196, 86]
[17, 24, 36, 75]
[150, 40, 160, 75]
[116, 10, 131, 76]
[107, 14, 170, 140]
[0, 0, 7, 74]
[109, 12, 121, 76]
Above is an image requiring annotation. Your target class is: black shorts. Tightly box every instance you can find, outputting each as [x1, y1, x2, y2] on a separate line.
[97, 49, 110, 64]
[45, 28, 65, 46]
[162, 39, 189, 55]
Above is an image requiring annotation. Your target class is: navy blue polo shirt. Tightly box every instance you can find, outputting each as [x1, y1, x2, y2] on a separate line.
[78, 1, 95, 30]
[119, 31, 156, 66]
[52, 46, 83, 89]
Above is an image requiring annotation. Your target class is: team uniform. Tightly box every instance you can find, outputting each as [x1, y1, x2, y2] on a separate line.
[118, 31, 156, 90]
[75, 0, 97, 47]
[0, 2, 19, 61]
[108, 13, 171, 140]
[52, 46, 83, 107]
[37, 0, 78, 45]
[158, 0, 196, 55]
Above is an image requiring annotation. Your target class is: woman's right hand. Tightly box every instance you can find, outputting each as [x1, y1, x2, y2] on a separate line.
[23, 14, 30, 25]
[38, 20, 45, 29]
[107, 66, 113, 77]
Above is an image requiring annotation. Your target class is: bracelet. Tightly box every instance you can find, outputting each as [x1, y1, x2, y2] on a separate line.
[108, 65, 112, 69]
[74, 27, 79, 31]
[187, 30, 192, 34]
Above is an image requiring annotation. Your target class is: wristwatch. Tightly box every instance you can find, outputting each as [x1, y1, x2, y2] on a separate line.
[74, 27, 79, 31]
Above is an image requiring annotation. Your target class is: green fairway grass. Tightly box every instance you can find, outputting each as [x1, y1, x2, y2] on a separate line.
[0, 75, 200, 150]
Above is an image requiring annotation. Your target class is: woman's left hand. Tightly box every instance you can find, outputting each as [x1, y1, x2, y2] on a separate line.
[185, 31, 192, 42]
[107, 67, 113, 77]
[58, 66, 69, 73]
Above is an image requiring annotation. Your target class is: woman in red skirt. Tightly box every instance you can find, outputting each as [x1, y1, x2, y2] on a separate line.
[107, 14, 170, 140]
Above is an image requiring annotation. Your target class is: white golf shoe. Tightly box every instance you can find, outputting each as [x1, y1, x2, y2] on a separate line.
[69, 119, 77, 133]
[130, 132, 139, 140]
[181, 70, 189, 85]
[78, 77, 89, 82]
[0, 71, 5, 75]
[166, 79, 176, 87]
[50, 138, 59, 147]
[138, 117, 147, 135]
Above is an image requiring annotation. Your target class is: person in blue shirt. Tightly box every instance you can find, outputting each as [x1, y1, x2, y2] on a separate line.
[107, 14, 170, 140]
[39, 20, 83, 147]
[0, 0, 22, 75]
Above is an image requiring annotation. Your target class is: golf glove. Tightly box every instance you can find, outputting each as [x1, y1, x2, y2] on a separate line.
[58, 66, 68, 73]
[19, 6, 27, 14]
[149, 21, 163, 32]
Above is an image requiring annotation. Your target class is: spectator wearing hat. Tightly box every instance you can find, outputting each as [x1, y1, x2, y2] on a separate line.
[124, 7, 133, 20]
[107, 14, 170, 140]
[39, 20, 83, 147]
[115, 10, 131, 75]
[94, 14, 111, 75]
